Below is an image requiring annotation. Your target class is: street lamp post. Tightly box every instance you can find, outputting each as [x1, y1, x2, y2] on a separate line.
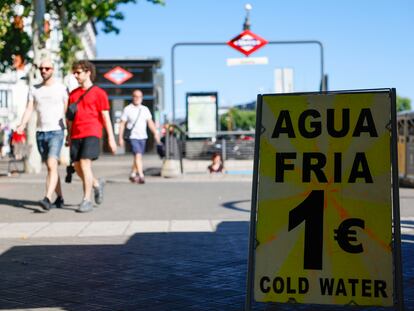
[243, 3, 252, 31]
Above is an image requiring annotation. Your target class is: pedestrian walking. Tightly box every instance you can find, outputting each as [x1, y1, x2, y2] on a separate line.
[0, 123, 4, 158]
[17, 58, 68, 211]
[118, 89, 161, 184]
[67, 60, 117, 213]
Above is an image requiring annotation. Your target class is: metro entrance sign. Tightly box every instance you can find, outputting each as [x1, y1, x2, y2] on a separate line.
[227, 30, 268, 56]
[104, 66, 133, 85]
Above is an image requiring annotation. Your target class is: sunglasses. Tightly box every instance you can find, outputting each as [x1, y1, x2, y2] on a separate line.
[73, 70, 84, 75]
[39, 67, 52, 71]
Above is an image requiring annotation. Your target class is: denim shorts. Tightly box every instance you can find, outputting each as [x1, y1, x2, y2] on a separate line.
[129, 139, 147, 155]
[36, 130, 64, 162]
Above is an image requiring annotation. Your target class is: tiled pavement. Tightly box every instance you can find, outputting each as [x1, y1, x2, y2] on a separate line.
[0, 155, 413, 310]
[0, 220, 412, 310]
[0, 220, 231, 238]
[0, 221, 250, 311]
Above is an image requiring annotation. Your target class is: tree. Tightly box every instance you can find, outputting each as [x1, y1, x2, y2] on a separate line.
[220, 108, 256, 131]
[0, 0, 165, 73]
[397, 96, 411, 112]
[0, 2, 32, 71]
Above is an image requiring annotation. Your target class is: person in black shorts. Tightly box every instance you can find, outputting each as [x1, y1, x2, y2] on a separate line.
[67, 60, 117, 212]
[70, 137, 100, 162]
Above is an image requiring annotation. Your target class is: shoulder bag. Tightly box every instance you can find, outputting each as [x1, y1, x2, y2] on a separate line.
[66, 85, 95, 121]
[123, 107, 142, 140]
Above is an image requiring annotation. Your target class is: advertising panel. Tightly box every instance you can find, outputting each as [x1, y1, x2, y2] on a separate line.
[253, 91, 395, 306]
[186, 92, 218, 138]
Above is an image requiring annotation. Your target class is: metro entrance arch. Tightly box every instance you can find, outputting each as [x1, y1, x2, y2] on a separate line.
[171, 40, 326, 122]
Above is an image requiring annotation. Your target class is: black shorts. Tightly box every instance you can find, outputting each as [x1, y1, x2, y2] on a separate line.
[70, 136, 100, 162]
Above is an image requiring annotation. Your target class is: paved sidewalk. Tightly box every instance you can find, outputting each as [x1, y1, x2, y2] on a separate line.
[0, 155, 412, 310]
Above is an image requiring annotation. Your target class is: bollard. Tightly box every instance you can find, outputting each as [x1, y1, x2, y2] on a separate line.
[161, 159, 181, 178]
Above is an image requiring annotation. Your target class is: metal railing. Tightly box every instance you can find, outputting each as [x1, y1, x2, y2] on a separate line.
[163, 127, 255, 161]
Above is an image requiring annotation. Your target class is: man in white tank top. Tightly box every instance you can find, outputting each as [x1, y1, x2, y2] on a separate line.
[17, 58, 68, 211]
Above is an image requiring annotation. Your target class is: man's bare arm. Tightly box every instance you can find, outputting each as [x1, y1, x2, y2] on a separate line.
[16, 99, 34, 133]
[147, 119, 161, 144]
[118, 120, 126, 147]
[101, 110, 117, 154]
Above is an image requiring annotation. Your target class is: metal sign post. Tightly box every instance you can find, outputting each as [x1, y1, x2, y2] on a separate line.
[171, 40, 325, 123]
[390, 88, 405, 311]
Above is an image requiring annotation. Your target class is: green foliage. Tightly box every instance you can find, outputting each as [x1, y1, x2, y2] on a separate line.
[0, 0, 165, 73]
[220, 108, 256, 131]
[218, 96, 412, 131]
[55, 0, 165, 72]
[397, 96, 411, 112]
[0, 2, 32, 72]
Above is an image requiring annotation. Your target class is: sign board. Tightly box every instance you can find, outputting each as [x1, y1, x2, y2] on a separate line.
[186, 92, 218, 138]
[104, 66, 133, 85]
[274, 68, 294, 93]
[227, 30, 268, 56]
[227, 56, 269, 66]
[249, 90, 402, 308]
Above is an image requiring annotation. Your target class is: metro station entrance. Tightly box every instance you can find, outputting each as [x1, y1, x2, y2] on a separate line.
[92, 59, 163, 153]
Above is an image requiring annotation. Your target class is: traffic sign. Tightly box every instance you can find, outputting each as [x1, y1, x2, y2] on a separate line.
[103, 66, 133, 85]
[227, 30, 268, 56]
[250, 90, 400, 307]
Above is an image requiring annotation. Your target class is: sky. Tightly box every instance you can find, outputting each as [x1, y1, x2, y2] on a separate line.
[96, 0, 414, 120]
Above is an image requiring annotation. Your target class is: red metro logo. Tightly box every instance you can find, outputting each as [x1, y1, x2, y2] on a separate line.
[227, 30, 268, 56]
[104, 66, 133, 85]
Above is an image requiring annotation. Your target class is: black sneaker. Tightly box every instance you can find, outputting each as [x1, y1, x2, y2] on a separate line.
[53, 196, 64, 209]
[39, 197, 52, 211]
[93, 178, 105, 205]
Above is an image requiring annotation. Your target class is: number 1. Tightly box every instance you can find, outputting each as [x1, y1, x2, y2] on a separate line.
[288, 190, 324, 270]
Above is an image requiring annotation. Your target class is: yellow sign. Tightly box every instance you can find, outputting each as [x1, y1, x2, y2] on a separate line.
[254, 91, 393, 306]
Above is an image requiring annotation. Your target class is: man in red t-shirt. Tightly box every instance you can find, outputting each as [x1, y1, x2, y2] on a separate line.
[67, 60, 117, 213]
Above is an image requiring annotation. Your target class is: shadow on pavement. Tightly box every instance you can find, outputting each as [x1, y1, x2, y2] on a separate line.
[0, 221, 252, 311]
[0, 197, 42, 213]
[144, 167, 162, 177]
[0, 197, 79, 213]
[221, 200, 251, 213]
[0, 221, 412, 310]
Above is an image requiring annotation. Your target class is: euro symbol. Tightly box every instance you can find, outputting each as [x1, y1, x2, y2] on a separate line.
[334, 218, 365, 253]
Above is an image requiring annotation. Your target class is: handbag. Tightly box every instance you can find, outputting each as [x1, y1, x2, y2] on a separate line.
[123, 107, 142, 140]
[66, 86, 95, 121]
[156, 143, 165, 158]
